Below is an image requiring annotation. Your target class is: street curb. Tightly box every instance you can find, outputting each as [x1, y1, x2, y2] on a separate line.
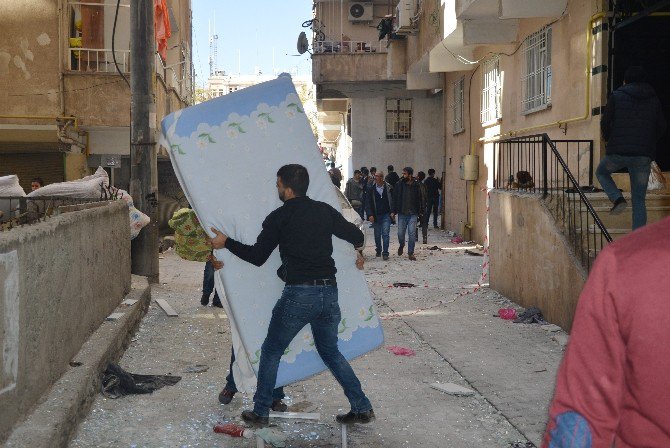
[5, 276, 152, 448]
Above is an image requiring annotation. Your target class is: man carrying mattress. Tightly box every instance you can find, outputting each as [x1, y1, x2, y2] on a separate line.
[209, 163, 375, 427]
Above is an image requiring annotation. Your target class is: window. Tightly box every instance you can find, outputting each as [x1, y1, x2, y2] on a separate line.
[481, 56, 502, 124]
[385, 99, 412, 140]
[451, 78, 465, 134]
[521, 27, 552, 114]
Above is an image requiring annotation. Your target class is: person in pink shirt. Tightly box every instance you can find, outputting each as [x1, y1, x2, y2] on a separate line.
[543, 217, 670, 447]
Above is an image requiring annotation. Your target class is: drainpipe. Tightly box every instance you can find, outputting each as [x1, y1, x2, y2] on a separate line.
[58, 0, 65, 115]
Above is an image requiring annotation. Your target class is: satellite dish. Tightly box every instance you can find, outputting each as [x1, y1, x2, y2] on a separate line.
[297, 31, 309, 55]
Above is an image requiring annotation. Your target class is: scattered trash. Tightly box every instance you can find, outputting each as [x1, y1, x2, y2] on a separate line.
[451, 236, 463, 244]
[392, 282, 416, 288]
[121, 298, 138, 306]
[430, 382, 475, 396]
[509, 442, 534, 448]
[498, 308, 518, 320]
[446, 230, 456, 237]
[427, 246, 442, 250]
[105, 312, 124, 321]
[69, 361, 82, 367]
[513, 307, 547, 324]
[213, 423, 254, 438]
[269, 411, 320, 420]
[464, 249, 483, 256]
[255, 427, 288, 447]
[183, 364, 209, 373]
[533, 368, 547, 373]
[386, 345, 416, 356]
[540, 324, 562, 333]
[101, 363, 181, 399]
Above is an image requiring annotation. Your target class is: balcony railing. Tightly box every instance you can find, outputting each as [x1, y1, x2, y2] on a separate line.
[68, 48, 130, 73]
[313, 40, 388, 54]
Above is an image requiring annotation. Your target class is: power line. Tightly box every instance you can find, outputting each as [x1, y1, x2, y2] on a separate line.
[8, 79, 125, 97]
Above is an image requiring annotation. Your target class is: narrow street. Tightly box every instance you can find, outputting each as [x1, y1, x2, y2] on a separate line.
[70, 227, 566, 447]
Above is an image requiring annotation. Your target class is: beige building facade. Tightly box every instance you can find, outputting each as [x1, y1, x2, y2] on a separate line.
[0, 0, 193, 193]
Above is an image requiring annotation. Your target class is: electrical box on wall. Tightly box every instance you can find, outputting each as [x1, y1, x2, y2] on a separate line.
[460, 155, 479, 181]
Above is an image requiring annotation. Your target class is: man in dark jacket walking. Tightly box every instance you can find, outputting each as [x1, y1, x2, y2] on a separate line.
[385, 165, 400, 189]
[365, 170, 393, 260]
[392, 167, 424, 260]
[597, 66, 667, 230]
[424, 169, 441, 229]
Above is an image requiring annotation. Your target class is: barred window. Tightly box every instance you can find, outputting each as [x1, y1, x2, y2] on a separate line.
[452, 77, 465, 134]
[385, 99, 412, 140]
[481, 56, 502, 123]
[521, 27, 552, 114]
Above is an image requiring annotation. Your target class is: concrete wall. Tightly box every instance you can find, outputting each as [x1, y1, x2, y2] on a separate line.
[489, 190, 586, 331]
[442, 0, 606, 243]
[0, 201, 131, 443]
[351, 90, 444, 176]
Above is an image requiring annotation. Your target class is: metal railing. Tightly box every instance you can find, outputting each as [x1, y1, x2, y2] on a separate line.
[68, 48, 130, 73]
[0, 196, 105, 231]
[493, 134, 612, 271]
[313, 39, 388, 54]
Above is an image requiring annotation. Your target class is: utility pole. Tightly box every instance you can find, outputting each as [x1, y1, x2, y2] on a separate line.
[130, 0, 159, 283]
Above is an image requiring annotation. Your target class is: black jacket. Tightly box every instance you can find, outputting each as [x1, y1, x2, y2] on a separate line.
[385, 171, 400, 188]
[365, 182, 393, 219]
[393, 179, 424, 216]
[225, 196, 364, 283]
[601, 82, 667, 158]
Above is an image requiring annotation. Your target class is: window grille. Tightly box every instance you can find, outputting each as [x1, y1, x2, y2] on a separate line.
[481, 56, 502, 123]
[385, 99, 412, 140]
[521, 27, 552, 114]
[451, 78, 465, 134]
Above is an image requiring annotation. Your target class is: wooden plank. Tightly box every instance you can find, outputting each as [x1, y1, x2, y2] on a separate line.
[430, 382, 475, 396]
[155, 298, 178, 317]
[268, 411, 320, 421]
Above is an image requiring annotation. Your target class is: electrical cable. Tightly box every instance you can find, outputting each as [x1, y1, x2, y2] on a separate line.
[112, 0, 130, 88]
[9, 79, 125, 97]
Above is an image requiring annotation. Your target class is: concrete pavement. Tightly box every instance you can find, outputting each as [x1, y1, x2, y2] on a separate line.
[70, 227, 567, 447]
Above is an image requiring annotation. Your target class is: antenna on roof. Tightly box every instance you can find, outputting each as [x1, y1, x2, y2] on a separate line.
[209, 13, 218, 76]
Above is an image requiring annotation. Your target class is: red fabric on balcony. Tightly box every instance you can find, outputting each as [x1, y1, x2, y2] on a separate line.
[154, 0, 171, 61]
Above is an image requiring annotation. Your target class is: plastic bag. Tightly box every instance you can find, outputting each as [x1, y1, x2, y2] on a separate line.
[648, 161, 666, 191]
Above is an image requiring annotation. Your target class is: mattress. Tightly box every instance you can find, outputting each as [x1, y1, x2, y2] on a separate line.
[160, 74, 384, 392]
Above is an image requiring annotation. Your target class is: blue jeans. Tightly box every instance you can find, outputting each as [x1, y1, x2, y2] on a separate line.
[224, 349, 284, 400]
[372, 213, 391, 255]
[595, 154, 651, 230]
[397, 214, 418, 254]
[253, 285, 372, 417]
[202, 261, 220, 302]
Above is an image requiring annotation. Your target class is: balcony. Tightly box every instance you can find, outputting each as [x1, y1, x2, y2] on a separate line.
[429, 0, 567, 72]
[68, 48, 130, 73]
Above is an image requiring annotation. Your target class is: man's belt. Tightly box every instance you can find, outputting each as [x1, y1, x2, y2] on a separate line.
[288, 278, 337, 286]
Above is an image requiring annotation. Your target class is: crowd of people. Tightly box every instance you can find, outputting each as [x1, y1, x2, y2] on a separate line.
[338, 164, 441, 261]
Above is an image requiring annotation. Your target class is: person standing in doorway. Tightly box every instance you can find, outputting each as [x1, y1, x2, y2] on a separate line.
[209, 164, 374, 426]
[392, 167, 424, 260]
[424, 169, 441, 229]
[597, 65, 666, 230]
[344, 169, 364, 218]
[365, 170, 393, 260]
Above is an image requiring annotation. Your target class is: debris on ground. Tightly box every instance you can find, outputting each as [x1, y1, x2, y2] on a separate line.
[427, 246, 442, 250]
[101, 363, 181, 399]
[213, 423, 253, 438]
[182, 364, 209, 373]
[540, 324, 562, 333]
[255, 427, 288, 447]
[392, 282, 416, 288]
[464, 249, 484, 256]
[510, 442, 535, 448]
[430, 382, 475, 396]
[386, 345, 416, 356]
[513, 307, 548, 324]
[155, 298, 179, 316]
[451, 236, 463, 243]
[498, 308, 518, 320]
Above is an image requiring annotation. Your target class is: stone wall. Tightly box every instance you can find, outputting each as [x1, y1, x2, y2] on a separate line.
[0, 200, 131, 442]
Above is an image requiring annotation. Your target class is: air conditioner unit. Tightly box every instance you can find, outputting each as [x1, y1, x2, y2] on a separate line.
[348, 2, 374, 22]
[394, 0, 417, 34]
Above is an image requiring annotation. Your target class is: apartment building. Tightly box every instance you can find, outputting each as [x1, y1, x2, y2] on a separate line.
[312, 0, 445, 183]
[0, 0, 193, 193]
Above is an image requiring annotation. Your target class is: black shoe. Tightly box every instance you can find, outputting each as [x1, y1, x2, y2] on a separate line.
[434, 225, 439, 229]
[423, 238, 428, 244]
[397, 246, 404, 256]
[218, 387, 236, 404]
[408, 254, 416, 261]
[200, 295, 209, 306]
[610, 197, 627, 215]
[382, 254, 389, 261]
[271, 399, 288, 412]
[376, 251, 381, 257]
[336, 409, 375, 424]
[212, 297, 223, 308]
[241, 410, 269, 426]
